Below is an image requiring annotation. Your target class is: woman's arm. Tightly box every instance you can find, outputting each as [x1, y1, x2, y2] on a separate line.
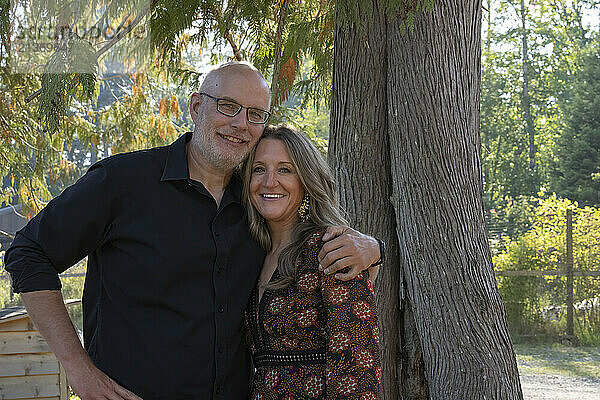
[320, 262, 381, 399]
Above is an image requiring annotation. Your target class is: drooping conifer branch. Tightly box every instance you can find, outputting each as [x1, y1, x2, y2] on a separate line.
[26, 0, 156, 104]
[270, 0, 291, 108]
[208, 1, 243, 61]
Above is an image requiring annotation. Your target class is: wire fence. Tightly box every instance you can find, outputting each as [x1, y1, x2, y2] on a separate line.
[2, 206, 599, 342]
[487, 204, 600, 343]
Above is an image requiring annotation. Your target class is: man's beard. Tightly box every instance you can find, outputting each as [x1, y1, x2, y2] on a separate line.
[193, 116, 249, 171]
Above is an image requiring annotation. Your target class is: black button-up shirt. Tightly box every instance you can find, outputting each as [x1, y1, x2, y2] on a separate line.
[5, 133, 265, 399]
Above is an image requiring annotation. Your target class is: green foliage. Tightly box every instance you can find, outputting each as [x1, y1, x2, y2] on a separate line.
[553, 38, 600, 206]
[283, 101, 330, 155]
[481, 0, 599, 210]
[486, 194, 539, 254]
[0, 0, 9, 58]
[38, 36, 98, 136]
[494, 194, 600, 341]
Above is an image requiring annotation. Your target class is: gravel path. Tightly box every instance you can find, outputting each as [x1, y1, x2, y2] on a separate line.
[520, 373, 600, 400]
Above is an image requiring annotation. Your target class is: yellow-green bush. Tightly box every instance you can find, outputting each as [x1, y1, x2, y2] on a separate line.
[494, 195, 600, 343]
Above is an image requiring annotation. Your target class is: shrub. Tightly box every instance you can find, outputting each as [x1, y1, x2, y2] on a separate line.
[494, 194, 600, 343]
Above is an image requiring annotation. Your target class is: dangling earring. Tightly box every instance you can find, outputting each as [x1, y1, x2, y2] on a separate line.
[298, 194, 310, 222]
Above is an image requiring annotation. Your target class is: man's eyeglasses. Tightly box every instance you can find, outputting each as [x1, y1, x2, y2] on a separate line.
[198, 92, 271, 124]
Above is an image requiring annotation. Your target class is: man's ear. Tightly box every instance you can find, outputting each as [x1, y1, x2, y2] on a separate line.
[190, 92, 202, 122]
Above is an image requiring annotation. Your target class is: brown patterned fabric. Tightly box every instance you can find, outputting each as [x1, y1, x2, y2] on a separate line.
[244, 231, 381, 399]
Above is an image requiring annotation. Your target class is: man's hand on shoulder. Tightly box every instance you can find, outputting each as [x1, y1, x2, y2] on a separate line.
[318, 226, 381, 281]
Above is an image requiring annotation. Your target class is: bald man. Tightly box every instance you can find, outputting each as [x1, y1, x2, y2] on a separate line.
[5, 62, 382, 399]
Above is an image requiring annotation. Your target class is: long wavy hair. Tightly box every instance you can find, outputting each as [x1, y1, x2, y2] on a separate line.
[242, 125, 347, 289]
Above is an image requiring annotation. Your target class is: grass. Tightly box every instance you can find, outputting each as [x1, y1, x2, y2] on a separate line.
[515, 343, 600, 379]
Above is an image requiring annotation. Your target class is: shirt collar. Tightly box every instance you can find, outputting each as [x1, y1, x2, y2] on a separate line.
[161, 132, 191, 182]
[224, 170, 243, 205]
[160, 132, 243, 204]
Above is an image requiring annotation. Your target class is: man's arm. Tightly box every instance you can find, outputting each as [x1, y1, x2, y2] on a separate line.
[317, 227, 383, 281]
[21, 291, 142, 400]
[4, 164, 141, 399]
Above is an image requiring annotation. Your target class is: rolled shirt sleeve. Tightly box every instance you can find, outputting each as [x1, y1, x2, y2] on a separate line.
[4, 162, 115, 293]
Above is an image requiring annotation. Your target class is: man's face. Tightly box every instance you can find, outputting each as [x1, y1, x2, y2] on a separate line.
[190, 68, 271, 171]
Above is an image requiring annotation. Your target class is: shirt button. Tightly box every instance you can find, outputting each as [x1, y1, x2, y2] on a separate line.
[218, 346, 223, 353]
[216, 387, 222, 395]
[215, 232, 220, 237]
[218, 306, 224, 313]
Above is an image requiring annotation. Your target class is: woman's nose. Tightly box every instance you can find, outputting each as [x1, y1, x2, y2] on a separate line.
[263, 171, 277, 187]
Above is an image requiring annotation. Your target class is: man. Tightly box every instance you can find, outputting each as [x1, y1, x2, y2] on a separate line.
[5, 62, 382, 399]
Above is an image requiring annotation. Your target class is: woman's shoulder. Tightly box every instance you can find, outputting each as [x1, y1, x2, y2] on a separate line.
[296, 228, 326, 271]
[306, 229, 325, 247]
[302, 228, 327, 254]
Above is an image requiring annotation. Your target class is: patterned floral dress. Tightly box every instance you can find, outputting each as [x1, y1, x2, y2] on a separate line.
[244, 231, 381, 399]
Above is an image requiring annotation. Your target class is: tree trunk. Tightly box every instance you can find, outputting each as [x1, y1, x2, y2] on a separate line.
[329, 1, 427, 398]
[329, 0, 523, 398]
[520, 0, 537, 193]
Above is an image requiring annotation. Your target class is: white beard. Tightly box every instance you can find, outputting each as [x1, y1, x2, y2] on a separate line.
[192, 114, 248, 171]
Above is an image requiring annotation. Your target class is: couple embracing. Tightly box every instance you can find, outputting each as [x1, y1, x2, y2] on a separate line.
[5, 62, 383, 399]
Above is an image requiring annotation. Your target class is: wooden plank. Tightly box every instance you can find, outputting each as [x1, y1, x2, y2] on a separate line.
[566, 209, 574, 336]
[0, 374, 60, 398]
[0, 353, 59, 377]
[0, 331, 51, 354]
[0, 318, 35, 332]
[0, 313, 29, 326]
[58, 363, 68, 400]
[494, 269, 600, 277]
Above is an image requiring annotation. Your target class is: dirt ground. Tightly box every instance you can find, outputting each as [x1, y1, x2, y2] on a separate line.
[520, 373, 600, 400]
[516, 344, 600, 400]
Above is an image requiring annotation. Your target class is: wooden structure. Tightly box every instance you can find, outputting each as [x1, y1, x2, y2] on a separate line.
[0, 299, 80, 400]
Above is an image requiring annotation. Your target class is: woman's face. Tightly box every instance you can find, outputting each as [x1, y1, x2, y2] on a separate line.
[250, 139, 304, 228]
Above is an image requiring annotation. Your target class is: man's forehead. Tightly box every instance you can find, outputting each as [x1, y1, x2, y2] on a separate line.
[205, 66, 266, 89]
[209, 68, 271, 106]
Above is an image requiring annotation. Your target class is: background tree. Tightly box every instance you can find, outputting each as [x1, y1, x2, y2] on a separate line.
[0, 0, 337, 214]
[481, 0, 599, 240]
[553, 37, 600, 206]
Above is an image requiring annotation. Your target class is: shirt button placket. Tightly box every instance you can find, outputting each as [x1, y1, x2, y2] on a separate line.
[212, 221, 228, 399]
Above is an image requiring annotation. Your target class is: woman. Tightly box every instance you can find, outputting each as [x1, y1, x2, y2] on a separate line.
[242, 125, 381, 399]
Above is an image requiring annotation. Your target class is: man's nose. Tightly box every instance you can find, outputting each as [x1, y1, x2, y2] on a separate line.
[230, 108, 248, 130]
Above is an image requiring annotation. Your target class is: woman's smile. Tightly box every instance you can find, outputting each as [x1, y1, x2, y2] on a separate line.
[250, 139, 304, 228]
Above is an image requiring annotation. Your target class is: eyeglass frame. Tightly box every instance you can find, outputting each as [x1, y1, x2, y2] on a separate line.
[197, 92, 271, 124]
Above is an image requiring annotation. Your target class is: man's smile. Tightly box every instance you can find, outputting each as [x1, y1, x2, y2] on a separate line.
[218, 132, 247, 144]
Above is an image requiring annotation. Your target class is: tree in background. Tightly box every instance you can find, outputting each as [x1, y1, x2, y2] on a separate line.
[494, 195, 600, 343]
[481, 0, 600, 238]
[0, 0, 334, 214]
[553, 37, 600, 206]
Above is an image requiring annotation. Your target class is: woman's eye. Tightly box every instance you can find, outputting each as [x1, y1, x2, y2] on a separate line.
[252, 166, 265, 173]
[279, 167, 292, 173]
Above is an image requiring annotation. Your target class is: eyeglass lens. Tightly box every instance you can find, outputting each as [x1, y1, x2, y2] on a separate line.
[217, 99, 269, 123]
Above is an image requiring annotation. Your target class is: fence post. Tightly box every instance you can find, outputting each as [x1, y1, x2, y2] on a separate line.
[566, 209, 574, 337]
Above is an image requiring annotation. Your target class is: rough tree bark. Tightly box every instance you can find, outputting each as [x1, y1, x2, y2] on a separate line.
[328, 2, 412, 398]
[329, 1, 523, 399]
